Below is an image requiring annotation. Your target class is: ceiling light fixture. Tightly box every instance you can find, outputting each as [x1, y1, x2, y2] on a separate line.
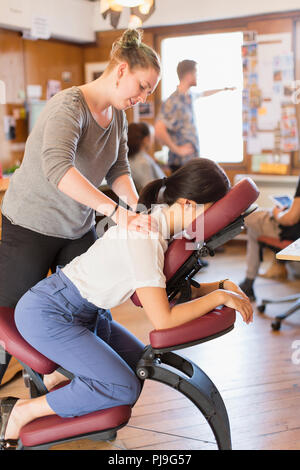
[100, 0, 155, 29]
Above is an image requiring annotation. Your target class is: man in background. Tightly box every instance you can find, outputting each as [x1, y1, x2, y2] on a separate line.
[155, 59, 235, 172]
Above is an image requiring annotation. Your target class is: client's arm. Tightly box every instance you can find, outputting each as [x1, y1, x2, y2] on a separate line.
[136, 283, 253, 331]
[272, 197, 300, 226]
[190, 279, 248, 300]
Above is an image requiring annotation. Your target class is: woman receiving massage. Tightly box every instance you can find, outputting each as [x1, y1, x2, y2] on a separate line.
[0, 157, 253, 449]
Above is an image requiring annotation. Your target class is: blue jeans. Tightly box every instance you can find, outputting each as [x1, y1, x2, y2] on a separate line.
[15, 268, 144, 418]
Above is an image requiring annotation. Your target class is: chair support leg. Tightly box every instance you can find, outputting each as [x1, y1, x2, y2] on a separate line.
[19, 361, 48, 397]
[136, 346, 232, 450]
[261, 293, 300, 305]
[275, 297, 300, 322]
[0, 344, 11, 386]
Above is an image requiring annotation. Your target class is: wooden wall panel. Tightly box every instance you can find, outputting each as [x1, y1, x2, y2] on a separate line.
[0, 29, 25, 103]
[0, 29, 26, 170]
[247, 17, 293, 34]
[24, 39, 84, 100]
[0, 31, 85, 171]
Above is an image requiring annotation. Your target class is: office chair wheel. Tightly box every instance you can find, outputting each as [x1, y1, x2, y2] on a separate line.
[271, 319, 281, 331]
[257, 304, 266, 314]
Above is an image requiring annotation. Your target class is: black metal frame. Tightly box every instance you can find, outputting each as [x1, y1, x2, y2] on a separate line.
[136, 329, 234, 451]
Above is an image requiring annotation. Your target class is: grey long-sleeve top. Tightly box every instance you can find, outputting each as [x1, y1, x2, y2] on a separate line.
[1, 87, 131, 239]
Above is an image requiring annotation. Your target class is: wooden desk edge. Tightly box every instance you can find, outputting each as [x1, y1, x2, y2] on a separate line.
[276, 253, 300, 261]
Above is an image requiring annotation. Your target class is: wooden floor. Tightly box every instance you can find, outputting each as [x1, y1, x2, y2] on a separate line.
[1, 242, 300, 451]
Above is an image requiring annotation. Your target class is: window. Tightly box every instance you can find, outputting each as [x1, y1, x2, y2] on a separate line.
[160, 32, 244, 163]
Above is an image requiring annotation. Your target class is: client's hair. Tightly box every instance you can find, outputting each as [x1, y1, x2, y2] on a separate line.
[127, 122, 151, 158]
[138, 158, 230, 210]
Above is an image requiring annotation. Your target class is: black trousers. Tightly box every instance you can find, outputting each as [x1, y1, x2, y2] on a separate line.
[0, 214, 97, 383]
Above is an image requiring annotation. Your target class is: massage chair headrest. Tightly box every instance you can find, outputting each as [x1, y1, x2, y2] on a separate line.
[131, 177, 259, 307]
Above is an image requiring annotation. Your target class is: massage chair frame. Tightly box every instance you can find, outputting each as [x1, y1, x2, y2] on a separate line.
[0, 178, 259, 451]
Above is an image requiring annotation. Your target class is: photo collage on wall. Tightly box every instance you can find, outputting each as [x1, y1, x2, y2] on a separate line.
[242, 31, 299, 173]
[242, 31, 260, 140]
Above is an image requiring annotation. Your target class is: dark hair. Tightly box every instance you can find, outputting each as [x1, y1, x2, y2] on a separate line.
[127, 122, 151, 158]
[107, 29, 161, 74]
[138, 158, 230, 210]
[177, 59, 197, 80]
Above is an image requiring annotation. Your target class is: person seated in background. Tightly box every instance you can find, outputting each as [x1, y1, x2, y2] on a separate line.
[127, 122, 165, 193]
[239, 177, 300, 301]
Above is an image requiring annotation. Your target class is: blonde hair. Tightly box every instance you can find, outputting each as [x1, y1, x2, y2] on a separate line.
[106, 29, 160, 74]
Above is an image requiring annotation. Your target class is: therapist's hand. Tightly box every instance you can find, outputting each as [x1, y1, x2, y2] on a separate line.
[112, 206, 159, 235]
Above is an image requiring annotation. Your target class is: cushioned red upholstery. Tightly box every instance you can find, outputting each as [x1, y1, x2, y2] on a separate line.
[131, 177, 259, 307]
[0, 307, 57, 375]
[258, 236, 292, 250]
[150, 306, 236, 350]
[19, 404, 131, 448]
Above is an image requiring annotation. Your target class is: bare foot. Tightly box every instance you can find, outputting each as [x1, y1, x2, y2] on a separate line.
[4, 399, 25, 440]
[43, 370, 68, 391]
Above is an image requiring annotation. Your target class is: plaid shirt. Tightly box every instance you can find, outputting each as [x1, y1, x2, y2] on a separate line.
[157, 88, 200, 167]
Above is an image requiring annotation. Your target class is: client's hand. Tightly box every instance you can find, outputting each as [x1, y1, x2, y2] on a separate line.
[272, 205, 285, 221]
[223, 279, 250, 301]
[220, 289, 253, 325]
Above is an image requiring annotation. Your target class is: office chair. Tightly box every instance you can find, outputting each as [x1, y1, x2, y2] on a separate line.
[257, 236, 300, 331]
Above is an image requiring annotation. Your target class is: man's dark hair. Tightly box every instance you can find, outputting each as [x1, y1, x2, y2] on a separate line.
[177, 60, 197, 80]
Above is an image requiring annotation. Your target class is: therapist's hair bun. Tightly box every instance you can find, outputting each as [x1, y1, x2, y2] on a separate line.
[108, 28, 160, 74]
[120, 29, 142, 49]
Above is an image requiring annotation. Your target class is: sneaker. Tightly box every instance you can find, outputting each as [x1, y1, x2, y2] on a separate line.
[259, 260, 288, 280]
[239, 279, 256, 301]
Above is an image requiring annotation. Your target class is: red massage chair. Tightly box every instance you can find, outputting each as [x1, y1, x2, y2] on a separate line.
[0, 177, 259, 450]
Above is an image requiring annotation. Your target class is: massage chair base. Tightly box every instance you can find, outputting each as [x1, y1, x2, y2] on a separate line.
[136, 336, 232, 450]
[0, 308, 234, 450]
[17, 347, 232, 451]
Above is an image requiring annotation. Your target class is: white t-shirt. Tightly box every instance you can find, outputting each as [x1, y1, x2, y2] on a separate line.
[62, 206, 169, 309]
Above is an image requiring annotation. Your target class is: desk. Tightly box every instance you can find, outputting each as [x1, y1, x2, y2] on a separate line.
[276, 238, 300, 262]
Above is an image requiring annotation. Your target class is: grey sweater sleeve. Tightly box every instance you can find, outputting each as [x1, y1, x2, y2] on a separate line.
[41, 97, 85, 187]
[105, 113, 131, 187]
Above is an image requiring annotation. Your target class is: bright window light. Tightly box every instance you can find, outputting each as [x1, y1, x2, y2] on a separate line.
[161, 32, 244, 163]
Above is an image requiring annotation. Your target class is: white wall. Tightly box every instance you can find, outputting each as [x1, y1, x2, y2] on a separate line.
[0, 0, 95, 43]
[93, 0, 300, 31]
[0, 0, 299, 42]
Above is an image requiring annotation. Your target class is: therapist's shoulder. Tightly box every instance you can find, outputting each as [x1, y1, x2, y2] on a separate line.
[46, 86, 87, 125]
